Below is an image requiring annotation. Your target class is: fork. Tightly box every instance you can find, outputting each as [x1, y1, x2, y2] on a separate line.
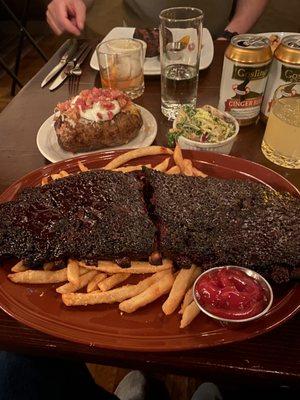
[68, 45, 92, 97]
[68, 72, 80, 97]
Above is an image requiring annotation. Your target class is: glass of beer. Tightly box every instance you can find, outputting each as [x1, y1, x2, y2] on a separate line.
[159, 7, 203, 119]
[97, 39, 145, 99]
[261, 83, 300, 169]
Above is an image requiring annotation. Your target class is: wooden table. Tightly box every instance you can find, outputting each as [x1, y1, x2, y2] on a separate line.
[0, 41, 299, 388]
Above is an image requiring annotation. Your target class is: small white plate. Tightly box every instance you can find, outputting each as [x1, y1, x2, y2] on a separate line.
[258, 31, 295, 39]
[36, 105, 157, 163]
[90, 27, 214, 74]
[256, 31, 297, 47]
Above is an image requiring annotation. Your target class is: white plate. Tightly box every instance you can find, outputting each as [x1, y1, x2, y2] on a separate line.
[258, 31, 295, 38]
[36, 105, 157, 163]
[90, 27, 214, 74]
[257, 31, 296, 42]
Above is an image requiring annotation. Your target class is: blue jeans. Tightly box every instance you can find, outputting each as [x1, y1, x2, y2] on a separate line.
[0, 351, 118, 400]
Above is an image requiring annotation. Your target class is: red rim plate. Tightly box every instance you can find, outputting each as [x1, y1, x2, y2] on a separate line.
[0, 149, 299, 352]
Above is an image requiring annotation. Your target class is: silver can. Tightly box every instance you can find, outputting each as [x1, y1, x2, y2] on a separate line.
[261, 34, 300, 121]
[218, 34, 272, 126]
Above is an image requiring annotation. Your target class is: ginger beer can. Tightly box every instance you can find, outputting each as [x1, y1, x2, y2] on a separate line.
[261, 34, 300, 121]
[218, 34, 272, 126]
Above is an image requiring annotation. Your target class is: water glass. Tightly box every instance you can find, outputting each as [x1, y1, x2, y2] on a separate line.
[261, 83, 300, 169]
[97, 38, 145, 99]
[159, 7, 203, 119]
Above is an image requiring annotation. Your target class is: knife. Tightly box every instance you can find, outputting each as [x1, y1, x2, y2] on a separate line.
[41, 39, 78, 88]
[70, 44, 93, 73]
[49, 43, 90, 91]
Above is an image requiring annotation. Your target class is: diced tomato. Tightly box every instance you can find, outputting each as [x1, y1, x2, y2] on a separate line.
[61, 88, 129, 115]
[99, 100, 114, 110]
[80, 89, 90, 98]
[107, 111, 114, 120]
[91, 87, 101, 96]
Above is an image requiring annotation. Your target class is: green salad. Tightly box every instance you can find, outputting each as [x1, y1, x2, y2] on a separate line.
[168, 105, 236, 147]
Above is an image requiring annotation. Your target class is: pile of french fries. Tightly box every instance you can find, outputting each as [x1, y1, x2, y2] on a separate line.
[8, 144, 207, 328]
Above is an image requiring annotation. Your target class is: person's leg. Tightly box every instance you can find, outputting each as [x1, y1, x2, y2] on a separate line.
[191, 382, 223, 400]
[114, 371, 171, 400]
[114, 371, 147, 400]
[0, 351, 118, 400]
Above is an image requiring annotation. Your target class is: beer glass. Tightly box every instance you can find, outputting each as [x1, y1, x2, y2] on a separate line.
[261, 83, 300, 169]
[97, 39, 144, 99]
[159, 7, 203, 119]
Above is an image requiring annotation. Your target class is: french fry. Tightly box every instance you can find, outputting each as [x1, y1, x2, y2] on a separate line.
[192, 167, 207, 178]
[63, 287, 132, 306]
[67, 259, 80, 286]
[180, 300, 200, 328]
[162, 265, 197, 315]
[87, 273, 107, 293]
[112, 164, 151, 173]
[56, 270, 97, 294]
[62, 271, 168, 306]
[78, 161, 89, 172]
[8, 268, 68, 284]
[166, 165, 181, 175]
[179, 266, 202, 313]
[98, 273, 131, 291]
[43, 262, 54, 271]
[153, 157, 170, 172]
[41, 177, 48, 186]
[11, 261, 28, 273]
[189, 266, 202, 287]
[103, 146, 173, 170]
[59, 170, 69, 177]
[51, 173, 62, 181]
[173, 143, 185, 172]
[119, 272, 175, 313]
[182, 159, 194, 176]
[79, 259, 173, 274]
[179, 287, 193, 314]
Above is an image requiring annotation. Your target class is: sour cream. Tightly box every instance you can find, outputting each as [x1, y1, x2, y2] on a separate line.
[79, 100, 120, 122]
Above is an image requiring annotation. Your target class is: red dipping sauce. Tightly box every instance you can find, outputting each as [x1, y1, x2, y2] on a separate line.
[194, 267, 271, 321]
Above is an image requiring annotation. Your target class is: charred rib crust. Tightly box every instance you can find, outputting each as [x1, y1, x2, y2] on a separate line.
[0, 170, 156, 265]
[0, 169, 299, 284]
[146, 169, 300, 281]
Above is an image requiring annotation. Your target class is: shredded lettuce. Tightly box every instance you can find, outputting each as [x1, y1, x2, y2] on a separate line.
[168, 105, 236, 146]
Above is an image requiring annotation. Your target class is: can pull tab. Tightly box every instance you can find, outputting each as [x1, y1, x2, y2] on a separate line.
[238, 36, 266, 48]
[288, 39, 300, 49]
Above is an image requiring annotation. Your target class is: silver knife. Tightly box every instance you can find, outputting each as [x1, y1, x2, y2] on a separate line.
[41, 39, 78, 88]
[49, 43, 90, 91]
[70, 45, 92, 72]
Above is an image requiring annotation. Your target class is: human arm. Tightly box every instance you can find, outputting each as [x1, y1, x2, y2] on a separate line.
[217, 0, 269, 40]
[225, 0, 269, 34]
[46, 0, 94, 36]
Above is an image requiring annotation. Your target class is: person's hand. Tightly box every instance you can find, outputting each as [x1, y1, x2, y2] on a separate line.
[47, 0, 86, 36]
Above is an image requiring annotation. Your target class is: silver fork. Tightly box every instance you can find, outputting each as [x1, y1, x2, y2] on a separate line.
[68, 72, 80, 97]
[68, 45, 92, 97]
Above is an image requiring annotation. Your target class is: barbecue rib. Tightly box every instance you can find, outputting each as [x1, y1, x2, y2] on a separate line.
[0, 170, 156, 266]
[0, 169, 299, 283]
[146, 169, 300, 282]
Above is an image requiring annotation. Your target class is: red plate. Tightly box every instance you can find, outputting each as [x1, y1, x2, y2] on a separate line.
[0, 150, 299, 351]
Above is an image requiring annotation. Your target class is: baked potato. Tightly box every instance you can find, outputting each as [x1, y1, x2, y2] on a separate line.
[54, 88, 143, 153]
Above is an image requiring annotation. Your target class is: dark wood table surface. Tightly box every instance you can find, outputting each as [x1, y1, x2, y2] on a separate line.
[0, 40, 299, 387]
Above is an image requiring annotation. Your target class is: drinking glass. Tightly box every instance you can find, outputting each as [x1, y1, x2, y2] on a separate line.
[261, 82, 300, 169]
[159, 7, 203, 119]
[96, 38, 145, 99]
